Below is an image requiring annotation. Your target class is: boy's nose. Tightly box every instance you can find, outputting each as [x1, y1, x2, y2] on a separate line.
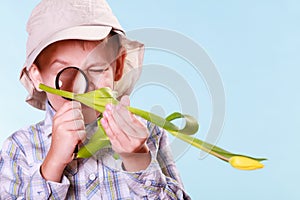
[87, 81, 97, 92]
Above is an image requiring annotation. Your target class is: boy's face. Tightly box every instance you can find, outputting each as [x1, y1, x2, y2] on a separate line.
[31, 39, 124, 123]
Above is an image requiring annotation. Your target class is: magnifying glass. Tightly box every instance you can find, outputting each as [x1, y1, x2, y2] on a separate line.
[55, 66, 89, 98]
[55, 66, 90, 158]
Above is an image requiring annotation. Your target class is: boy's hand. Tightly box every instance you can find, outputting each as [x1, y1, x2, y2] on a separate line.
[41, 101, 86, 182]
[101, 96, 151, 172]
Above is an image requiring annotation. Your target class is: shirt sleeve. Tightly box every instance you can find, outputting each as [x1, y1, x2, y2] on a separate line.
[0, 136, 70, 200]
[122, 124, 191, 200]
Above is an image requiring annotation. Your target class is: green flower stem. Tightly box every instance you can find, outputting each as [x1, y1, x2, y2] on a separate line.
[168, 131, 230, 162]
[39, 84, 266, 170]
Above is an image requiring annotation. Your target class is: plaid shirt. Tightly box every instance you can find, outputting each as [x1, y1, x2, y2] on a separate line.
[0, 103, 190, 200]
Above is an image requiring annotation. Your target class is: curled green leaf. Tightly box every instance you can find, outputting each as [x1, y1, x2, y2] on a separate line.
[77, 121, 110, 158]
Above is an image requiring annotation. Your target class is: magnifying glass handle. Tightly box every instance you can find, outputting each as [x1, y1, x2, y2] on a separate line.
[73, 145, 78, 159]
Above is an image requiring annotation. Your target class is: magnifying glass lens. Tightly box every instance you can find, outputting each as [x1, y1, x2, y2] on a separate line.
[55, 67, 88, 94]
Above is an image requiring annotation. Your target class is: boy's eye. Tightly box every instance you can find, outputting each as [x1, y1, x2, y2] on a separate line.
[88, 66, 109, 73]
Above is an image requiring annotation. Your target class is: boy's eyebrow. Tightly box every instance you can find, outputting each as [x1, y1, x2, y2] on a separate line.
[86, 61, 108, 68]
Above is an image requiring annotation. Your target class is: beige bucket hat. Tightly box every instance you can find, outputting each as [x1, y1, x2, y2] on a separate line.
[20, 0, 144, 110]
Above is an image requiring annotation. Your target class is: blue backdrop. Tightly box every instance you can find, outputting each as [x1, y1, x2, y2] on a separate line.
[1, 1, 299, 199]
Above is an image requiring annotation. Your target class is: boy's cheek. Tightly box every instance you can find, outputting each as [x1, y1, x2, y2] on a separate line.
[47, 94, 68, 111]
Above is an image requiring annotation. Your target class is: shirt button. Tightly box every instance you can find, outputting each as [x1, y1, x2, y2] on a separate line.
[89, 173, 96, 181]
[145, 180, 151, 187]
[37, 191, 45, 198]
[176, 190, 183, 197]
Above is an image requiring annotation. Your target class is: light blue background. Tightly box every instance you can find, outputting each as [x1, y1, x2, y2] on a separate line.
[1, 1, 299, 199]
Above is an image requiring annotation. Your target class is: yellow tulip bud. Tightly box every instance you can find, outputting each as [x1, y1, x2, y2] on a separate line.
[229, 156, 264, 170]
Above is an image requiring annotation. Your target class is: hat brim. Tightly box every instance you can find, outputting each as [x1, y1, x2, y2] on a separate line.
[26, 25, 114, 70]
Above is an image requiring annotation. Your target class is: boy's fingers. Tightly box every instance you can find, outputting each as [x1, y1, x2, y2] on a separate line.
[114, 105, 147, 139]
[115, 103, 148, 138]
[112, 112, 136, 138]
[55, 101, 82, 118]
[54, 101, 83, 123]
[103, 110, 131, 142]
[100, 117, 123, 152]
[54, 109, 83, 125]
[75, 130, 87, 142]
[72, 119, 85, 131]
[119, 95, 130, 107]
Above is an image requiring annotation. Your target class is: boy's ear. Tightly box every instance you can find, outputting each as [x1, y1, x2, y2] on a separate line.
[28, 64, 43, 92]
[114, 47, 126, 81]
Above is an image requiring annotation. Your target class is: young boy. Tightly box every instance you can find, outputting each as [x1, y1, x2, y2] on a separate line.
[0, 0, 190, 199]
